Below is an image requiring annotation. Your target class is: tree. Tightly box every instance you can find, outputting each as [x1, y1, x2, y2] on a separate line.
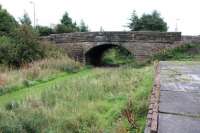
[55, 24, 77, 33]
[0, 25, 45, 67]
[79, 20, 89, 32]
[61, 12, 73, 26]
[19, 12, 32, 26]
[0, 5, 18, 35]
[55, 12, 79, 33]
[0, 6, 46, 67]
[128, 10, 140, 31]
[128, 10, 168, 32]
[36, 26, 53, 36]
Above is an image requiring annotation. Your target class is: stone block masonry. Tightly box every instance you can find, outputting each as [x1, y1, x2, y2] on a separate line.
[41, 31, 182, 65]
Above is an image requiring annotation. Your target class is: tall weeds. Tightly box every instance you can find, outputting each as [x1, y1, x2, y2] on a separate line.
[0, 55, 81, 95]
[0, 66, 153, 133]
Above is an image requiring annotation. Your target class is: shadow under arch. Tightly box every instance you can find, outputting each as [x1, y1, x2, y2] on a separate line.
[85, 44, 134, 66]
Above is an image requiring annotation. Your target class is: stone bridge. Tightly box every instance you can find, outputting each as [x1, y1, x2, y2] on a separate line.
[41, 31, 182, 65]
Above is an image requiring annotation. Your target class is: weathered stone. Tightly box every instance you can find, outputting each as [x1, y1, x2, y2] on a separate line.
[41, 32, 182, 65]
[151, 112, 158, 133]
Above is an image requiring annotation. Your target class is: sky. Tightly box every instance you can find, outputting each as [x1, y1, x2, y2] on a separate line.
[0, 0, 199, 35]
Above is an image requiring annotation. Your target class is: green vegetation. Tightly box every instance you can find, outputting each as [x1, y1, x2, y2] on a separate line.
[152, 43, 200, 61]
[0, 68, 88, 107]
[55, 12, 89, 34]
[0, 5, 18, 36]
[35, 26, 54, 36]
[19, 12, 32, 26]
[0, 65, 154, 133]
[0, 26, 45, 67]
[0, 56, 81, 96]
[36, 12, 89, 36]
[1, 4, 200, 133]
[0, 6, 50, 67]
[79, 20, 89, 32]
[1, 42, 200, 132]
[128, 10, 168, 32]
[102, 47, 135, 66]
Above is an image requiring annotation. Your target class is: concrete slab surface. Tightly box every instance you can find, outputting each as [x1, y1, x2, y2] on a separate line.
[159, 91, 200, 116]
[158, 61, 200, 133]
[158, 113, 200, 133]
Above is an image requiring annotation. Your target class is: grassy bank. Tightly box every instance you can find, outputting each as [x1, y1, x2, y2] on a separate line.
[0, 65, 154, 133]
[0, 42, 200, 133]
[0, 69, 90, 107]
[153, 43, 200, 61]
[0, 56, 81, 96]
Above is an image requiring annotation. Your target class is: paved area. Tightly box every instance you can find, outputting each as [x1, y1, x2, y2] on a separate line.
[158, 61, 200, 133]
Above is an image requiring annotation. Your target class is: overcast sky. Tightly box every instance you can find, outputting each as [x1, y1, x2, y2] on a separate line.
[0, 0, 199, 35]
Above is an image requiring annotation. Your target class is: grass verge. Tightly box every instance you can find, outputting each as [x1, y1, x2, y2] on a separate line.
[0, 66, 154, 133]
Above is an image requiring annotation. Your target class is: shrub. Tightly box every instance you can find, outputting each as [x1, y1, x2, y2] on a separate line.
[102, 47, 134, 65]
[36, 26, 54, 36]
[55, 24, 77, 33]
[0, 25, 45, 67]
[0, 36, 17, 65]
[152, 43, 200, 61]
[0, 5, 18, 35]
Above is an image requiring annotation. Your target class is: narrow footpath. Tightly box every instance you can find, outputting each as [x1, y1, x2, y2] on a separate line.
[146, 61, 200, 133]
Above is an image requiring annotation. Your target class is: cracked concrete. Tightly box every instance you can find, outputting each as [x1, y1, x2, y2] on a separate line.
[158, 61, 200, 133]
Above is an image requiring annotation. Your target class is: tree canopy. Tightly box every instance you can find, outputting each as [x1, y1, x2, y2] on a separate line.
[79, 20, 89, 32]
[19, 12, 32, 26]
[128, 10, 168, 32]
[55, 12, 79, 33]
[0, 5, 46, 67]
[0, 5, 18, 35]
[36, 25, 54, 36]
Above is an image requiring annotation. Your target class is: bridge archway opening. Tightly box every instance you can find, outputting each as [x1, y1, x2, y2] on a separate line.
[85, 44, 134, 66]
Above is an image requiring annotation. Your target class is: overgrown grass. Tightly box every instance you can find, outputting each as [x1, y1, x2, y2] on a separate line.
[0, 55, 82, 96]
[2, 43, 199, 132]
[0, 65, 154, 133]
[152, 43, 200, 61]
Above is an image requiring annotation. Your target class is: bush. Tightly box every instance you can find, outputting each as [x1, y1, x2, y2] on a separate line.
[152, 44, 200, 61]
[0, 5, 18, 35]
[0, 36, 17, 65]
[55, 24, 77, 33]
[0, 25, 45, 67]
[102, 47, 134, 65]
[36, 26, 54, 36]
